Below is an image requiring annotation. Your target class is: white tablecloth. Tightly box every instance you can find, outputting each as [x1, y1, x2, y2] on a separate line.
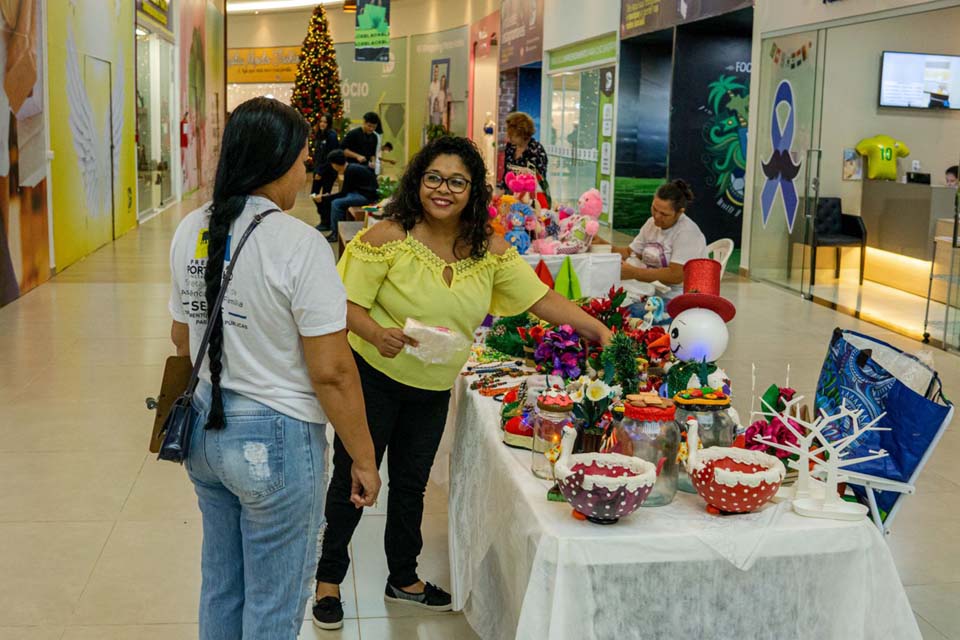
[521, 253, 622, 298]
[445, 377, 920, 640]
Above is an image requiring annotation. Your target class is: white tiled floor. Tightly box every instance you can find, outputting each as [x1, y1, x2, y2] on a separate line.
[0, 192, 958, 639]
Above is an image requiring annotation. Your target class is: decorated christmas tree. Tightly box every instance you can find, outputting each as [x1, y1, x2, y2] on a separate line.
[291, 5, 343, 125]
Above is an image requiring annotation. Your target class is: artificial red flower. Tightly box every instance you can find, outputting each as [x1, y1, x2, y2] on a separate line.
[529, 325, 546, 344]
[644, 326, 667, 345]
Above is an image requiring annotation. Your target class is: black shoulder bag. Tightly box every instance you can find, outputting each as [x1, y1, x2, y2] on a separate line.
[156, 209, 277, 463]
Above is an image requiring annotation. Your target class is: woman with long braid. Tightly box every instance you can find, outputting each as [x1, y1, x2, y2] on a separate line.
[168, 97, 381, 640]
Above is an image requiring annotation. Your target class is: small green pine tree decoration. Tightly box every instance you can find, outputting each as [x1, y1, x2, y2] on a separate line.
[291, 5, 344, 126]
[600, 331, 641, 394]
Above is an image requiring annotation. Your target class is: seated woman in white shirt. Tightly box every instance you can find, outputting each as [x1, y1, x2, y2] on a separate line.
[617, 179, 706, 296]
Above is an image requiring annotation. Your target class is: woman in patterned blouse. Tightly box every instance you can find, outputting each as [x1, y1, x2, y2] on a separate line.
[499, 111, 549, 193]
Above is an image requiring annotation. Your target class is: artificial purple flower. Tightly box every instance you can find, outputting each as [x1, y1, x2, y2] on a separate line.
[533, 325, 583, 380]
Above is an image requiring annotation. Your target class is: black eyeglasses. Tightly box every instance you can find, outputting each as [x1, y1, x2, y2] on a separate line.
[422, 172, 471, 194]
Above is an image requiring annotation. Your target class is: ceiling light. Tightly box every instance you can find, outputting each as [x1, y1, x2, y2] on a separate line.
[226, 0, 343, 14]
[135, 26, 149, 37]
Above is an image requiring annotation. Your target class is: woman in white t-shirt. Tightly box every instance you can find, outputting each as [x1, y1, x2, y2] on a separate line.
[168, 97, 380, 640]
[618, 179, 706, 294]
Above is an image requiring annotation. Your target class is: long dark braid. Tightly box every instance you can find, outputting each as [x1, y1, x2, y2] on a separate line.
[202, 97, 309, 430]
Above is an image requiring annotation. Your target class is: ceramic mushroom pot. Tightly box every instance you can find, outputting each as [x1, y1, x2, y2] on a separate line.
[553, 425, 658, 524]
[684, 417, 785, 515]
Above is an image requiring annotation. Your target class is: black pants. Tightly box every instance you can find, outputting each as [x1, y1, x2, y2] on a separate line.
[311, 175, 331, 229]
[316, 352, 451, 588]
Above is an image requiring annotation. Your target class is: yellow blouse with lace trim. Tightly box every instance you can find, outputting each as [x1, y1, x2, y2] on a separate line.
[338, 226, 549, 390]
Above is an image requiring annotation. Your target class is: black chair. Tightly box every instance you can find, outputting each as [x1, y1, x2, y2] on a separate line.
[810, 197, 867, 288]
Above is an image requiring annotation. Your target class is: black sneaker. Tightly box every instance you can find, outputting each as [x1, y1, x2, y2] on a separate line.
[312, 596, 344, 630]
[384, 581, 453, 612]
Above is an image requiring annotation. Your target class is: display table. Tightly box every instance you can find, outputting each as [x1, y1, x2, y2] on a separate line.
[445, 377, 920, 640]
[521, 253, 621, 298]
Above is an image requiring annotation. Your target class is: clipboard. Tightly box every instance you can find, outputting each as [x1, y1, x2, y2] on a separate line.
[147, 355, 194, 453]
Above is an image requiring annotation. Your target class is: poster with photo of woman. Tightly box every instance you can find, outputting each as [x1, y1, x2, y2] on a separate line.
[0, 0, 50, 307]
[427, 58, 450, 130]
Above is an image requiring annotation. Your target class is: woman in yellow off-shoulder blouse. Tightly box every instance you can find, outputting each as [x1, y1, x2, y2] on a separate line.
[311, 136, 610, 627]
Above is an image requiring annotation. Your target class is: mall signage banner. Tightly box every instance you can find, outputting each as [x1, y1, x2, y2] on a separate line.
[137, 0, 173, 36]
[227, 47, 301, 83]
[668, 30, 752, 245]
[621, 0, 753, 39]
[547, 34, 618, 72]
[355, 0, 390, 62]
[500, 0, 544, 70]
[471, 11, 500, 60]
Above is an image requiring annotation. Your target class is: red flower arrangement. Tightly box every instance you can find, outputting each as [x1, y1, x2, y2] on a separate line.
[517, 324, 546, 350]
[580, 286, 631, 331]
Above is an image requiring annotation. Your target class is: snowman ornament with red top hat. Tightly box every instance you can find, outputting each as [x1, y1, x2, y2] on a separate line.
[664, 259, 736, 395]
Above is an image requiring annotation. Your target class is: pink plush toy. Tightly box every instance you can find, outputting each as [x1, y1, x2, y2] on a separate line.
[531, 238, 559, 255]
[578, 188, 603, 218]
[556, 189, 603, 254]
[556, 205, 575, 222]
[505, 171, 538, 196]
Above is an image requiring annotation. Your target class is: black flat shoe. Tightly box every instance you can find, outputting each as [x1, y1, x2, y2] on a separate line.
[384, 581, 453, 612]
[312, 596, 344, 630]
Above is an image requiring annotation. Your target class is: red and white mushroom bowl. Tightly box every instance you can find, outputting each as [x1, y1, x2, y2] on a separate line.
[684, 417, 785, 514]
[688, 447, 785, 514]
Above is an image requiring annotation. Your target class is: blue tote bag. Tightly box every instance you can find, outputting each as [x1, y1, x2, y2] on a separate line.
[815, 329, 953, 523]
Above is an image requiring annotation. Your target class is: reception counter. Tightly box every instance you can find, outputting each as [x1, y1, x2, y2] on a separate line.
[860, 181, 956, 261]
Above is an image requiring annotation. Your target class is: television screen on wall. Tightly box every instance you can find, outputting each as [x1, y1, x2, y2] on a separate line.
[880, 51, 960, 109]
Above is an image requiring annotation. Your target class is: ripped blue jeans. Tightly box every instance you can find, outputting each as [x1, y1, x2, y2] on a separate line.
[187, 383, 328, 640]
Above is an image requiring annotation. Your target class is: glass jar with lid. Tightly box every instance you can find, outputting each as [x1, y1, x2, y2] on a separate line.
[621, 394, 679, 507]
[531, 391, 574, 479]
[674, 388, 737, 493]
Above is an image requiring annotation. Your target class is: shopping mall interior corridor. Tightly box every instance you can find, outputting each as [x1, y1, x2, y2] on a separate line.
[1, 193, 959, 639]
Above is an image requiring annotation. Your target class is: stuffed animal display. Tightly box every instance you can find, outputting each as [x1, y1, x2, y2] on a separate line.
[490, 188, 602, 256]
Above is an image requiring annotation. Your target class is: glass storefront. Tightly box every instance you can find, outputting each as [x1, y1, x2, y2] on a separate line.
[542, 34, 617, 221]
[747, 6, 960, 345]
[545, 69, 602, 207]
[136, 28, 176, 218]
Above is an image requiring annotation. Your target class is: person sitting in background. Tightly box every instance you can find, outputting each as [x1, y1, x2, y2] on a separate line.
[499, 111, 548, 195]
[616, 179, 706, 296]
[314, 149, 379, 243]
[310, 113, 340, 229]
[341, 112, 380, 167]
[380, 142, 397, 167]
[947, 165, 958, 188]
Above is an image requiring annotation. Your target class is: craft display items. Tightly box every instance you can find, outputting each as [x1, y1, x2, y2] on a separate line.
[552, 425, 658, 524]
[753, 397, 890, 521]
[673, 386, 738, 493]
[664, 259, 735, 395]
[684, 417, 786, 515]
[531, 388, 575, 479]
[621, 393, 678, 506]
[490, 186, 601, 256]
[640, 296, 666, 330]
[549, 188, 603, 255]
[502, 375, 565, 450]
[567, 377, 622, 454]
